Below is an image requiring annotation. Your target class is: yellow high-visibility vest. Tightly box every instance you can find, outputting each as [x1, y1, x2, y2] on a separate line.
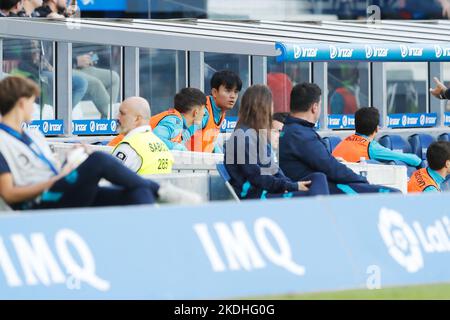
[113, 130, 173, 175]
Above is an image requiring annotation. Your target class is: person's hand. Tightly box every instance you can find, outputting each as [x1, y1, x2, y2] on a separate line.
[65, 147, 89, 168]
[442, 0, 450, 18]
[76, 54, 93, 68]
[430, 77, 448, 99]
[193, 106, 205, 125]
[298, 180, 311, 191]
[53, 162, 75, 184]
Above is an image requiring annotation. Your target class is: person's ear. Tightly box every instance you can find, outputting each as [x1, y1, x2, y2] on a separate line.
[211, 88, 218, 97]
[135, 114, 142, 123]
[17, 97, 26, 110]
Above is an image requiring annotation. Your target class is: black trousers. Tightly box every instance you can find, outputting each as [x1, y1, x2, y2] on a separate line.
[34, 152, 160, 209]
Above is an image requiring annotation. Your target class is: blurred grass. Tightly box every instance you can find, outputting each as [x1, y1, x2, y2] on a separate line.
[253, 283, 450, 300]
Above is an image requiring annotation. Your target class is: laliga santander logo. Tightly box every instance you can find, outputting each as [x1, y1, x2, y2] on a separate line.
[379, 208, 450, 273]
[42, 121, 49, 134]
[89, 121, 96, 132]
[342, 115, 348, 127]
[365, 45, 373, 59]
[400, 45, 408, 58]
[221, 119, 227, 131]
[378, 208, 423, 273]
[419, 114, 426, 126]
[435, 45, 443, 59]
[293, 45, 302, 59]
[329, 45, 338, 59]
[401, 115, 407, 127]
[110, 120, 117, 132]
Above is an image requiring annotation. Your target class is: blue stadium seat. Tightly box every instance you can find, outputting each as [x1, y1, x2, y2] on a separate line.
[322, 136, 342, 153]
[378, 135, 412, 153]
[408, 134, 435, 160]
[216, 162, 240, 202]
[378, 135, 418, 177]
[438, 133, 450, 142]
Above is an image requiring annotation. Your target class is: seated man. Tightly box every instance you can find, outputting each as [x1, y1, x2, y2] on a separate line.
[151, 88, 206, 151]
[408, 141, 450, 193]
[0, 0, 23, 16]
[0, 76, 201, 210]
[271, 112, 289, 153]
[224, 84, 329, 200]
[188, 70, 242, 153]
[332, 107, 422, 166]
[279, 83, 400, 195]
[111, 97, 173, 175]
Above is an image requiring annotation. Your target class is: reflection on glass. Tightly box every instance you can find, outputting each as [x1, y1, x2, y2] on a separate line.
[204, 53, 249, 117]
[72, 43, 121, 120]
[267, 56, 310, 113]
[386, 62, 427, 114]
[139, 49, 186, 116]
[2, 39, 55, 120]
[328, 61, 369, 115]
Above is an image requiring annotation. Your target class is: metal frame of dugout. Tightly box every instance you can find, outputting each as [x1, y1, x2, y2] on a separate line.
[1, 18, 450, 139]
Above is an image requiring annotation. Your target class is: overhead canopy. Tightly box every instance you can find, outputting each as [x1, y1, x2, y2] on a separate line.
[1, 18, 450, 58]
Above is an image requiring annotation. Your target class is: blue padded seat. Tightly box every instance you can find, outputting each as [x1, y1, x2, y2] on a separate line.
[322, 136, 342, 153]
[408, 134, 435, 160]
[438, 133, 450, 142]
[378, 135, 412, 154]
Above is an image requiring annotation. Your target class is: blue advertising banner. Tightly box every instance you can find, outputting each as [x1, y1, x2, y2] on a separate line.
[328, 114, 355, 129]
[444, 112, 450, 126]
[1, 193, 450, 299]
[78, 0, 127, 11]
[72, 120, 118, 135]
[276, 42, 450, 62]
[387, 113, 437, 128]
[220, 117, 238, 133]
[26, 120, 64, 136]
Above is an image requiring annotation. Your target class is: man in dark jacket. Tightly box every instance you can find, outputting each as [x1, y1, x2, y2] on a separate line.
[279, 82, 400, 194]
[0, 0, 23, 16]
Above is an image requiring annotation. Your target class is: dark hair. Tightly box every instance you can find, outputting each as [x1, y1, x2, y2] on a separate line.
[272, 112, 289, 124]
[290, 82, 322, 113]
[174, 88, 206, 114]
[0, 76, 40, 116]
[427, 141, 450, 171]
[211, 70, 242, 92]
[0, 0, 21, 10]
[237, 84, 272, 132]
[355, 107, 379, 136]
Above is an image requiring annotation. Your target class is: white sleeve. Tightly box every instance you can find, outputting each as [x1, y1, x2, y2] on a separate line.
[111, 143, 142, 172]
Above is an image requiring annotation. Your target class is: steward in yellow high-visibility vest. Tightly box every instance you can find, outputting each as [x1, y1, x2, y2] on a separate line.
[112, 126, 173, 175]
[111, 97, 173, 175]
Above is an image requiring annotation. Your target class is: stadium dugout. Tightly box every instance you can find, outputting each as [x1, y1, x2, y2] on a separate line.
[1, 18, 450, 299]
